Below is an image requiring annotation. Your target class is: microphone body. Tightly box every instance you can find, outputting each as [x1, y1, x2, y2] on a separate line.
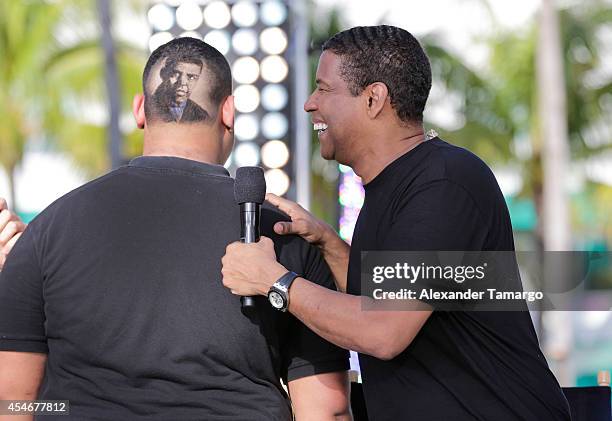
[240, 202, 261, 244]
[233, 166, 266, 310]
[239, 202, 260, 307]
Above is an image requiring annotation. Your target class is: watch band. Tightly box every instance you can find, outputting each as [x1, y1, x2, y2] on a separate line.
[276, 271, 299, 290]
[268, 271, 299, 312]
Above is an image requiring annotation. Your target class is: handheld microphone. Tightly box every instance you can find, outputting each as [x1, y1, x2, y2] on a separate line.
[234, 166, 266, 309]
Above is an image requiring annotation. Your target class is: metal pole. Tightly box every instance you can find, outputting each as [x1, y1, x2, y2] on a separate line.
[292, 0, 311, 209]
[98, 0, 123, 169]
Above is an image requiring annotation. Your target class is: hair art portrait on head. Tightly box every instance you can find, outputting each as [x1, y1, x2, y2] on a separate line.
[152, 56, 208, 123]
[142, 37, 232, 125]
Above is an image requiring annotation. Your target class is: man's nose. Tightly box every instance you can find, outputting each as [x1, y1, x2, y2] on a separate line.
[304, 93, 317, 113]
[180, 74, 188, 85]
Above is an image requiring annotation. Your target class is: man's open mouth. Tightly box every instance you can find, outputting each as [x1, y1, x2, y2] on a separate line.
[314, 122, 328, 136]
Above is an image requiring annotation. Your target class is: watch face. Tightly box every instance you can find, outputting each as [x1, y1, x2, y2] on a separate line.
[269, 291, 285, 309]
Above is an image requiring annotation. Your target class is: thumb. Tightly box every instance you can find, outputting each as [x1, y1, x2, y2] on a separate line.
[274, 221, 293, 235]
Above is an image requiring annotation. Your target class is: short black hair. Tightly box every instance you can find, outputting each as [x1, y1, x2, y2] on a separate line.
[159, 56, 203, 82]
[322, 25, 432, 123]
[143, 37, 231, 120]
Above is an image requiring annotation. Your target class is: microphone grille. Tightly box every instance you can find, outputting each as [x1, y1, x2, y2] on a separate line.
[234, 166, 266, 204]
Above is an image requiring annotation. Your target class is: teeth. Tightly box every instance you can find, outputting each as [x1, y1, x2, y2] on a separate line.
[313, 123, 328, 131]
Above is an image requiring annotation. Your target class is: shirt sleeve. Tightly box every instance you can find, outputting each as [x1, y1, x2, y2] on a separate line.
[0, 222, 48, 353]
[279, 240, 350, 383]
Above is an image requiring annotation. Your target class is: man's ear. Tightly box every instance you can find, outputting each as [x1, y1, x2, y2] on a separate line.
[221, 95, 235, 133]
[132, 94, 145, 129]
[365, 82, 389, 119]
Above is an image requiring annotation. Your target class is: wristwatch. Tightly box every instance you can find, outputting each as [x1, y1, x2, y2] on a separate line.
[268, 271, 299, 312]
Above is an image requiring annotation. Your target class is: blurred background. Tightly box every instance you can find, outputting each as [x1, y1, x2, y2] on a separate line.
[0, 0, 610, 387]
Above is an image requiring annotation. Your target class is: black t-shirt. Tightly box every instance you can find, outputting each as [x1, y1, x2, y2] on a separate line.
[0, 156, 348, 420]
[347, 139, 570, 420]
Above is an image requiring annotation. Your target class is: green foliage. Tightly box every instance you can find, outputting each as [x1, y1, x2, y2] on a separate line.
[0, 0, 146, 210]
[426, 2, 611, 196]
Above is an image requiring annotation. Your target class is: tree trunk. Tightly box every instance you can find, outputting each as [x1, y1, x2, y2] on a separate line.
[536, 0, 573, 386]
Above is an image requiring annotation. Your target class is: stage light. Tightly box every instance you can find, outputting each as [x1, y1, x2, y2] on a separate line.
[338, 168, 365, 242]
[204, 30, 230, 55]
[147, 0, 301, 202]
[149, 31, 174, 52]
[262, 112, 288, 139]
[234, 142, 261, 167]
[261, 140, 289, 169]
[234, 85, 260, 113]
[265, 169, 290, 196]
[261, 84, 288, 111]
[148, 4, 174, 31]
[234, 114, 259, 141]
[180, 31, 203, 40]
[260, 27, 287, 55]
[232, 56, 259, 84]
[260, 55, 288, 83]
[203, 1, 231, 29]
[260, 0, 287, 26]
[232, 29, 258, 56]
[339, 164, 352, 173]
[231, 1, 258, 28]
[176, 1, 203, 31]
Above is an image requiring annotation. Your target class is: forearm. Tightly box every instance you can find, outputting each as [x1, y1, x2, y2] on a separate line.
[317, 227, 350, 292]
[288, 278, 405, 359]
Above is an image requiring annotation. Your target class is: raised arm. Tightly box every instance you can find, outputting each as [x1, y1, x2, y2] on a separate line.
[265, 194, 350, 292]
[0, 198, 27, 271]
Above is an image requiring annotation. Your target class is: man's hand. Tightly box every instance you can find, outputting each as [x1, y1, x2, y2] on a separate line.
[221, 237, 288, 296]
[266, 193, 351, 292]
[266, 193, 335, 246]
[0, 198, 26, 271]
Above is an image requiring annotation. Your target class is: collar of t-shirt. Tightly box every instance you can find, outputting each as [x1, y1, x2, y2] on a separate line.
[363, 137, 436, 192]
[128, 155, 230, 178]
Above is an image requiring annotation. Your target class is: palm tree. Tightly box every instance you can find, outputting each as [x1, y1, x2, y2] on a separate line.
[425, 0, 612, 227]
[0, 0, 146, 211]
[0, 1, 63, 210]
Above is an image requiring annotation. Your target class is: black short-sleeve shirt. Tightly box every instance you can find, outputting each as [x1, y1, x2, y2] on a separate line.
[0, 156, 348, 420]
[347, 138, 571, 421]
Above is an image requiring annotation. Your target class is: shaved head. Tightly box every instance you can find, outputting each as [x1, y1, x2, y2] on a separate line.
[143, 37, 231, 125]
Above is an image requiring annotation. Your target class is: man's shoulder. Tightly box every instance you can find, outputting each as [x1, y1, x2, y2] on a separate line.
[261, 204, 334, 287]
[28, 169, 128, 227]
[428, 138, 495, 180]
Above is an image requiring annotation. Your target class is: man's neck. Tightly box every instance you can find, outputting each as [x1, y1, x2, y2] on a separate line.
[351, 125, 425, 185]
[142, 125, 224, 165]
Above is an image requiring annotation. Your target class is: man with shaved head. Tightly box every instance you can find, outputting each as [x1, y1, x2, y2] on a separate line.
[0, 37, 349, 420]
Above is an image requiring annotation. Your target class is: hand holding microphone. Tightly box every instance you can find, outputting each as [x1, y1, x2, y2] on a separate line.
[233, 167, 266, 308]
